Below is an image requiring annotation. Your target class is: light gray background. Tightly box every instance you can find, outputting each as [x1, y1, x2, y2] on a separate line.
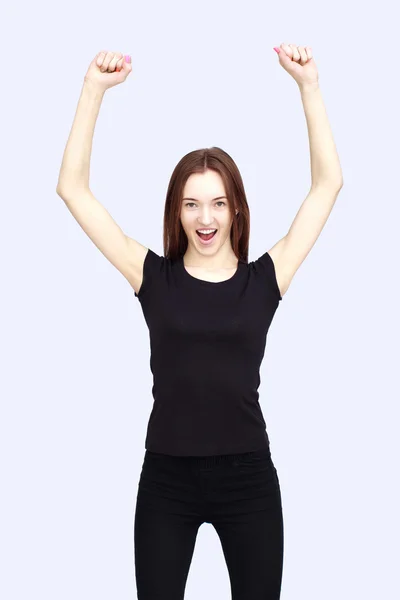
[2, 1, 399, 599]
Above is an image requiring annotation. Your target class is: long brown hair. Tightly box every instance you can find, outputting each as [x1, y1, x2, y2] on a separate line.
[163, 147, 250, 263]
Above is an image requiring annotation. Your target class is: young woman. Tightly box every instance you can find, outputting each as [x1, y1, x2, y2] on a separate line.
[56, 45, 343, 600]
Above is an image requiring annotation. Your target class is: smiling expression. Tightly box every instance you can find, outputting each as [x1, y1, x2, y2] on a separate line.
[180, 170, 236, 253]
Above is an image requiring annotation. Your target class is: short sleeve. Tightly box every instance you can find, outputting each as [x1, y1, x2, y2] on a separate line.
[251, 251, 282, 301]
[134, 248, 163, 300]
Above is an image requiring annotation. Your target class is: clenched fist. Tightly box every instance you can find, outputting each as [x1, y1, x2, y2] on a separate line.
[84, 50, 132, 92]
[274, 43, 318, 88]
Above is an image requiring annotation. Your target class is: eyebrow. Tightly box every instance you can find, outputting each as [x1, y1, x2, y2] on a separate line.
[182, 196, 227, 202]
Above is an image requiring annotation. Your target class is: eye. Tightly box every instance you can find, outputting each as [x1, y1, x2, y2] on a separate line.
[183, 201, 226, 208]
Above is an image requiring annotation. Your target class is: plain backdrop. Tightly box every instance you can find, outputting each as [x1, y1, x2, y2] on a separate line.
[2, 1, 399, 599]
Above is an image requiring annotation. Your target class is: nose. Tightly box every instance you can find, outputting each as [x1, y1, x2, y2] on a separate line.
[198, 209, 215, 227]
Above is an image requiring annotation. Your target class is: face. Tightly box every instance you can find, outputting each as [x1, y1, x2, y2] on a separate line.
[180, 170, 236, 254]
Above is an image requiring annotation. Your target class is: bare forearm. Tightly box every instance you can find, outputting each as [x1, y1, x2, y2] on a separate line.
[299, 83, 343, 187]
[56, 79, 105, 191]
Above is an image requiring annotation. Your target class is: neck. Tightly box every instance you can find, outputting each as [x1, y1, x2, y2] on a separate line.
[184, 247, 238, 270]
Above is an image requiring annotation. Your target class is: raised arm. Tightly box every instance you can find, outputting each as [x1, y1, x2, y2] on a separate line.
[269, 44, 344, 296]
[56, 51, 147, 294]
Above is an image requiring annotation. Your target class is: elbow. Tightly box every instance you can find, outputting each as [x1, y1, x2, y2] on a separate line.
[56, 186, 67, 198]
[313, 178, 344, 191]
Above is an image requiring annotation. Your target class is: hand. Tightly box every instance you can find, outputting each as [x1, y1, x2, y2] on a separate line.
[84, 50, 132, 93]
[274, 43, 319, 88]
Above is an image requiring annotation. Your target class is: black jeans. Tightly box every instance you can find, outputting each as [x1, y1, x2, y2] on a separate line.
[134, 444, 284, 599]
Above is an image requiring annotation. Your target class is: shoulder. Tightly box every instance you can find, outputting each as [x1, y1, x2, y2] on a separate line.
[250, 250, 283, 301]
[132, 248, 169, 299]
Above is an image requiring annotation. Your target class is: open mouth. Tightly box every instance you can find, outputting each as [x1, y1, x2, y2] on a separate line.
[196, 229, 217, 241]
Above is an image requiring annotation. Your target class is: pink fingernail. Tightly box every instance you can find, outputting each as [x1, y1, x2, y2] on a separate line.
[273, 47, 280, 54]
[125, 55, 131, 63]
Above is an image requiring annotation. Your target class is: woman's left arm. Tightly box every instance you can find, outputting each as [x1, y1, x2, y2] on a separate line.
[268, 45, 344, 296]
[300, 82, 343, 187]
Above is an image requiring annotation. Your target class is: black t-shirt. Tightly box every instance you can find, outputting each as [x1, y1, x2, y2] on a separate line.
[134, 248, 282, 456]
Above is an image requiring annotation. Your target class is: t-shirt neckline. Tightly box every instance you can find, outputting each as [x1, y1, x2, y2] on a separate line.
[179, 254, 243, 287]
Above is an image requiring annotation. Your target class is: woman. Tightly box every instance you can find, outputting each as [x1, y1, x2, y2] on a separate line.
[56, 45, 343, 600]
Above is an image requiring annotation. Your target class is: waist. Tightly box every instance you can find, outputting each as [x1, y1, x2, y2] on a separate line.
[145, 444, 271, 469]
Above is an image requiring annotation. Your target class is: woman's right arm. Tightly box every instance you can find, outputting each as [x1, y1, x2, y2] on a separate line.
[56, 62, 147, 293]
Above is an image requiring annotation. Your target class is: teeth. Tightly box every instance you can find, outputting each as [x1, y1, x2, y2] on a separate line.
[197, 229, 217, 234]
